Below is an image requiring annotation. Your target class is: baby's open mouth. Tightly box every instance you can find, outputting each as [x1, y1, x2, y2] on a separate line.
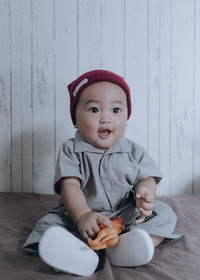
[98, 129, 112, 138]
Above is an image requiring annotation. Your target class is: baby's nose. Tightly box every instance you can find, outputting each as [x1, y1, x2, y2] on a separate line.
[99, 117, 111, 124]
[99, 111, 112, 124]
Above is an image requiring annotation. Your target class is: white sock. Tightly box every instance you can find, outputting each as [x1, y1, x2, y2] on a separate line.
[39, 226, 99, 276]
[105, 229, 154, 267]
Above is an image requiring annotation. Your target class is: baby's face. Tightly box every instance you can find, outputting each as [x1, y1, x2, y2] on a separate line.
[75, 81, 128, 150]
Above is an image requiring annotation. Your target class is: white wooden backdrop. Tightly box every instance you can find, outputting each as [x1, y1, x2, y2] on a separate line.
[0, 0, 200, 195]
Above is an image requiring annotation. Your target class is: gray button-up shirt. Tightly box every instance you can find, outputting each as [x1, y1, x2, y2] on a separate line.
[54, 131, 162, 214]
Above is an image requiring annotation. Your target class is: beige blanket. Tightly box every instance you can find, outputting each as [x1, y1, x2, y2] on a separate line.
[0, 193, 199, 280]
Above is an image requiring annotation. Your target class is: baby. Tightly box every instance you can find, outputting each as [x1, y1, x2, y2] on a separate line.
[23, 70, 180, 276]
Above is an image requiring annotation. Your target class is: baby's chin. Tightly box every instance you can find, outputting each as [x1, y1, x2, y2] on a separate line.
[91, 139, 118, 151]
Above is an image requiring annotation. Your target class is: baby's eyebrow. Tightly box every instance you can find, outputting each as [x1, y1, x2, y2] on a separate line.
[84, 100, 100, 106]
[113, 100, 127, 106]
[85, 99, 99, 104]
[84, 99, 127, 107]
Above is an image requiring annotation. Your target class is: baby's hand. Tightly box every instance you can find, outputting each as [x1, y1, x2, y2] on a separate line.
[135, 186, 154, 224]
[77, 211, 112, 239]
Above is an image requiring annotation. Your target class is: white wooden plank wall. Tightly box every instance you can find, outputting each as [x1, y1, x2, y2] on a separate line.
[0, 0, 200, 195]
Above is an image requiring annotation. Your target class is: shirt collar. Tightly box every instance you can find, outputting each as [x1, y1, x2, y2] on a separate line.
[74, 130, 132, 154]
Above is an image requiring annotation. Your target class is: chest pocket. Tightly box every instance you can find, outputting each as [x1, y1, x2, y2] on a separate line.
[102, 154, 139, 192]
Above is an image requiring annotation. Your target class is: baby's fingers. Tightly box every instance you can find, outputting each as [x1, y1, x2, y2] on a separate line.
[139, 207, 153, 217]
[97, 215, 112, 227]
[136, 186, 149, 198]
[135, 215, 145, 224]
[143, 193, 154, 203]
[142, 201, 154, 211]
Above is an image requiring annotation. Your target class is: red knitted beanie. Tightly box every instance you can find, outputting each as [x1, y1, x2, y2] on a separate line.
[67, 69, 132, 125]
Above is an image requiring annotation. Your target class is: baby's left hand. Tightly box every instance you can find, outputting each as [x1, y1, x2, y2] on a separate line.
[135, 186, 154, 224]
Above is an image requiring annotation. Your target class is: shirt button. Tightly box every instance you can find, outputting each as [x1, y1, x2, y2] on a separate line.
[105, 181, 111, 187]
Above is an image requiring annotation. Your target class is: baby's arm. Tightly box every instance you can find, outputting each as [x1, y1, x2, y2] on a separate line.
[135, 177, 157, 224]
[60, 177, 112, 239]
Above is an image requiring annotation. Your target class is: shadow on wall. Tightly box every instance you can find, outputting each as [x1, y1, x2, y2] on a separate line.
[172, 178, 200, 196]
[1, 125, 57, 193]
[192, 177, 200, 195]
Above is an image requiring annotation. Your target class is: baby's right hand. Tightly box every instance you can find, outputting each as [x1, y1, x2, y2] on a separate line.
[77, 211, 112, 239]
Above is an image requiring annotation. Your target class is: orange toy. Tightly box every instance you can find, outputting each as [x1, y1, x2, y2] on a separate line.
[88, 216, 125, 250]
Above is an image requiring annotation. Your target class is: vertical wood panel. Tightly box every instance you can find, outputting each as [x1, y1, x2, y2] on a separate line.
[101, 0, 124, 75]
[10, 0, 23, 192]
[158, 0, 171, 195]
[148, 0, 160, 165]
[10, 0, 32, 192]
[194, 0, 200, 194]
[125, 0, 148, 150]
[78, 0, 101, 74]
[171, 0, 194, 194]
[0, 0, 11, 191]
[54, 0, 77, 154]
[32, 0, 55, 193]
[21, 0, 32, 192]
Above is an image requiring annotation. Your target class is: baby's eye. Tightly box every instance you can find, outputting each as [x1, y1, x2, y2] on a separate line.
[89, 107, 99, 113]
[113, 107, 120, 113]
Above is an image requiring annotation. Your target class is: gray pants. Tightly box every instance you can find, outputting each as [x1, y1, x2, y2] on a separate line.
[23, 199, 180, 256]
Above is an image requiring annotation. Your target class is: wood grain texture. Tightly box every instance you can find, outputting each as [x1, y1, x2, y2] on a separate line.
[0, 0, 11, 192]
[0, 0, 199, 195]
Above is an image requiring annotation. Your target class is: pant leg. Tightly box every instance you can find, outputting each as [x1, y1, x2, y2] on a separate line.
[23, 213, 82, 256]
[131, 200, 181, 241]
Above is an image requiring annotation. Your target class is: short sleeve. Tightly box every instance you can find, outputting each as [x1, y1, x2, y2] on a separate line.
[54, 140, 82, 194]
[135, 145, 162, 185]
